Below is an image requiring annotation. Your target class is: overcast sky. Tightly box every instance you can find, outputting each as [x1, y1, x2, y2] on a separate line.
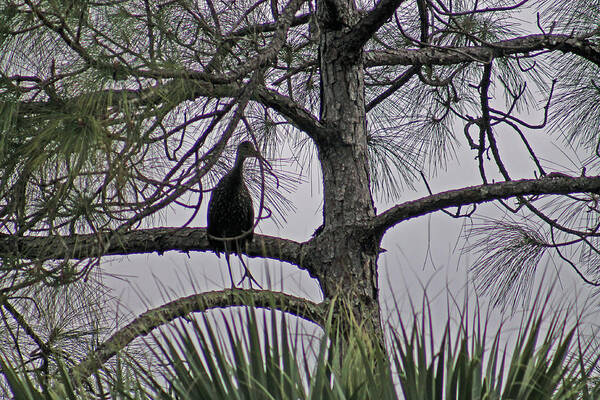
[94, 4, 600, 344]
[102, 114, 598, 345]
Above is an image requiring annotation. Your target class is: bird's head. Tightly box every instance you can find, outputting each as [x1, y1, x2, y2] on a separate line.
[234, 141, 273, 173]
[234, 140, 277, 185]
[237, 141, 263, 161]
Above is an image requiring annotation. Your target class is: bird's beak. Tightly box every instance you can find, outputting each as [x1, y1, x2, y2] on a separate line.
[252, 149, 278, 187]
[257, 153, 273, 170]
[252, 149, 272, 170]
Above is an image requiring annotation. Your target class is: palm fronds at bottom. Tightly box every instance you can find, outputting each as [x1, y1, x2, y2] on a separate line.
[141, 305, 397, 400]
[1, 292, 599, 399]
[390, 292, 600, 400]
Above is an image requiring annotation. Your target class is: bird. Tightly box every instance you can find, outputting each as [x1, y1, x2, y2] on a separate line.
[207, 141, 264, 288]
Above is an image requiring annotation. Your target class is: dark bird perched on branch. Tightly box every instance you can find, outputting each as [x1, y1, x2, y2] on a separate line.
[207, 141, 266, 288]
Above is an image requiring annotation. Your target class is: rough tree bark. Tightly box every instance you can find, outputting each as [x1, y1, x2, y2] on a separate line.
[309, 0, 382, 333]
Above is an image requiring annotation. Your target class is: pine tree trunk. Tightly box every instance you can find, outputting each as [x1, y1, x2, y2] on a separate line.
[309, 0, 383, 341]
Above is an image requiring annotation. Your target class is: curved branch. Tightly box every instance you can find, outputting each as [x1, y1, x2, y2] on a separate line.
[71, 289, 327, 379]
[372, 176, 600, 234]
[255, 86, 329, 140]
[15, 79, 326, 142]
[365, 33, 600, 67]
[0, 228, 305, 269]
[342, 0, 407, 54]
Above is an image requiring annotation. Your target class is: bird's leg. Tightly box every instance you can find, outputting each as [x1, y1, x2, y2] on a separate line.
[236, 253, 262, 289]
[224, 251, 237, 289]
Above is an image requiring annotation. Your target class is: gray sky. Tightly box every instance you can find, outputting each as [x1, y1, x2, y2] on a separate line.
[101, 3, 599, 340]
[102, 119, 597, 346]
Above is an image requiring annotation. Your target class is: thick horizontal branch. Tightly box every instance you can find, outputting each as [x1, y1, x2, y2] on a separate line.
[13, 79, 235, 116]
[365, 33, 600, 67]
[0, 227, 305, 268]
[372, 176, 600, 233]
[72, 289, 327, 379]
[13, 78, 324, 141]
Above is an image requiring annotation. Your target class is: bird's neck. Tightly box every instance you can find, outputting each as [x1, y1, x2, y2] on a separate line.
[230, 155, 246, 180]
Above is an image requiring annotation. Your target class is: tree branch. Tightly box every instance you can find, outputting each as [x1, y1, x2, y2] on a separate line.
[255, 86, 329, 140]
[0, 228, 306, 271]
[366, 65, 418, 111]
[25, 0, 306, 84]
[365, 33, 600, 67]
[372, 176, 600, 234]
[341, 0, 407, 54]
[231, 12, 312, 37]
[2, 300, 53, 360]
[199, 0, 308, 83]
[13, 78, 325, 142]
[71, 289, 327, 379]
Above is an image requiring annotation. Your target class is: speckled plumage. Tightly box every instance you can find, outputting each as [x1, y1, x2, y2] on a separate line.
[207, 142, 263, 287]
[207, 141, 263, 255]
[207, 169, 254, 255]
